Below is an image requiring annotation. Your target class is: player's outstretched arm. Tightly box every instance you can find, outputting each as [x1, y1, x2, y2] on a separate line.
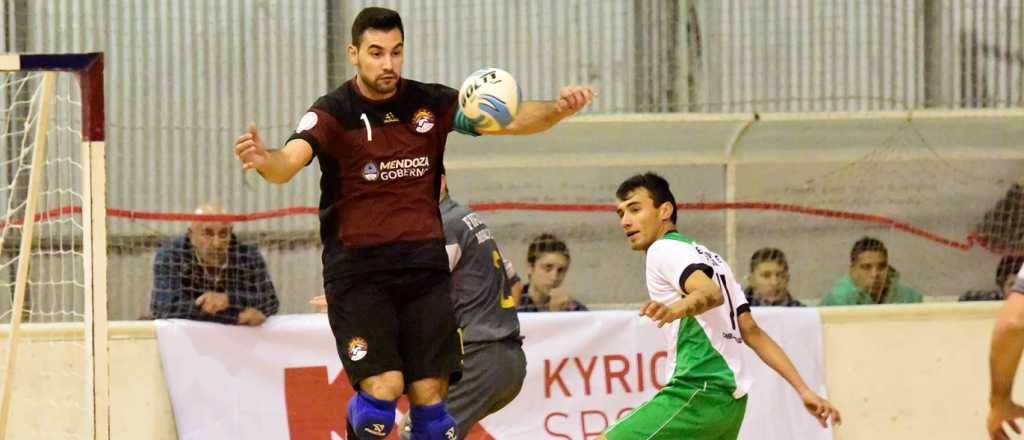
[988, 293, 1024, 439]
[738, 312, 841, 428]
[233, 123, 312, 184]
[485, 86, 597, 136]
[639, 271, 723, 327]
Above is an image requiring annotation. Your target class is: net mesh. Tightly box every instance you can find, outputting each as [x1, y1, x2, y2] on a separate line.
[0, 71, 85, 324]
[439, 114, 1024, 308]
[110, 211, 306, 326]
[732, 122, 1024, 305]
[0, 70, 90, 438]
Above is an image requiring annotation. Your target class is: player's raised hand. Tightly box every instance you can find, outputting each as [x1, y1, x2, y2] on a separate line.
[555, 85, 598, 114]
[988, 400, 1024, 440]
[234, 123, 268, 171]
[799, 389, 842, 428]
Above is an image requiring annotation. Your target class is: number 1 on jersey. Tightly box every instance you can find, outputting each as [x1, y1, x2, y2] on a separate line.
[360, 113, 373, 141]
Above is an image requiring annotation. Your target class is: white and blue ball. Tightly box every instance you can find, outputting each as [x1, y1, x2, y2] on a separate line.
[458, 68, 521, 133]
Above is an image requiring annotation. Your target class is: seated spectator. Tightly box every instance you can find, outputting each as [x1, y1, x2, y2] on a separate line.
[960, 255, 1024, 302]
[518, 233, 588, 312]
[744, 247, 804, 307]
[821, 237, 923, 306]
[150, 202, 279, 325]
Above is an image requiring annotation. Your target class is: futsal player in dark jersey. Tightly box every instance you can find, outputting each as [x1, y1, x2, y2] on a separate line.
[233, 7, 595, 440]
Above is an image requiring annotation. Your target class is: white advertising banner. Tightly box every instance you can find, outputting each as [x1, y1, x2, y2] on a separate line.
[156, 308, 831, 440]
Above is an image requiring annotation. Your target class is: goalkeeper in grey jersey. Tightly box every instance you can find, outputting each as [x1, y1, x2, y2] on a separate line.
[400, 174, 527, 439]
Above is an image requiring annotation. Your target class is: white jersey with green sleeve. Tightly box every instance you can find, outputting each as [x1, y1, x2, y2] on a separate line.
[645, 231, 753, 398]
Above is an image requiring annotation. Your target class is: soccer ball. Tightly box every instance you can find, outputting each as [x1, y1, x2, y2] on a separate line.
[458, 68, 521, 133]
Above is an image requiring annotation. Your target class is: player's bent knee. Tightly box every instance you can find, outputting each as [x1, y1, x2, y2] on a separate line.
[408, 376, 448, 406]
[409, 402, 457, 440]
[360, 371, 405, 401]
[348, 391, 398, 439]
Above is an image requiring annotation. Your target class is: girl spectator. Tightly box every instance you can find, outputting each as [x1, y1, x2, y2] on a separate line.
[518, 233, 588, 312]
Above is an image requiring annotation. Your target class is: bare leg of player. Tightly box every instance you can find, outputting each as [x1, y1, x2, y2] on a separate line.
[347, 372, 404, 438]
[404, 377, 457, 439]
[408, 376, 448, 406]
[362, 372, 405, 400]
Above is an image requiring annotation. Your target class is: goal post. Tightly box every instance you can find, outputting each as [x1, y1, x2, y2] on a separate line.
[0, 70, 55, 438]
[0, 52, 107, 440]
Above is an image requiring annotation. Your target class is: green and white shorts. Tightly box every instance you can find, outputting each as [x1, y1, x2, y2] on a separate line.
[605, 385, 747, 440]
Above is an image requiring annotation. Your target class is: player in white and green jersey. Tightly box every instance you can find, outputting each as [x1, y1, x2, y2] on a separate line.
[601, 172, 841, 440]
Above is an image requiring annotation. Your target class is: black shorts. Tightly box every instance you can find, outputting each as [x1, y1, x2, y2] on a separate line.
[325, 268, 463, 389]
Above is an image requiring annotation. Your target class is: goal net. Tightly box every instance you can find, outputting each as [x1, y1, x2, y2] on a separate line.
[440, 110, 1024, 308]
[0, 53, 107, 440]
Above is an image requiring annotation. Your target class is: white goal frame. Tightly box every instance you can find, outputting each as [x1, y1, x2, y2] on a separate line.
[0, 52, 108, 440]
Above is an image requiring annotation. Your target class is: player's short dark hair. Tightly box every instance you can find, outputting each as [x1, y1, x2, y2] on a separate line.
[351, 7, 404, 48]
[996, 255, 1024, 286]
[527, 233, 570, 265]
[750, 247, 788, 273]
[616, 172, 677, 224]
[850, 237, 887, 264]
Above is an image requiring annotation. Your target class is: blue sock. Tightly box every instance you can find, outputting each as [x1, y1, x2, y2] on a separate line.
[347, 391, 397, 439]
[409, 402, 457, 440]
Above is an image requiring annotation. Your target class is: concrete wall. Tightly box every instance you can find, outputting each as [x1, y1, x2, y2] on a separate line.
[0, 322, 177, 439]
[0, 303, 1015, 439]
[820, 303, 1001, 439]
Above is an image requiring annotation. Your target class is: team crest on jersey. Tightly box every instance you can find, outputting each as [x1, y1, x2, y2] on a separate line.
[362, 162, 379, 181]
[413, 108, 435, 133]
[383, 112, 399, 124]
[348, 337, 368, 361]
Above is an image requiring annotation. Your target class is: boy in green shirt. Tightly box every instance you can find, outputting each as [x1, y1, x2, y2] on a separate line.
[821, 237, 923, 306]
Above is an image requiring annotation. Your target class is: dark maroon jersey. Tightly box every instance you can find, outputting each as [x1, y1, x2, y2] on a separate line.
[288, 78, 460, 280]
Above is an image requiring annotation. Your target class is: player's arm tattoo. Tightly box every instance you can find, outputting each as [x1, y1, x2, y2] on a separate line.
[676, 271, 725, 318]
[677, 288, 720, 317]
